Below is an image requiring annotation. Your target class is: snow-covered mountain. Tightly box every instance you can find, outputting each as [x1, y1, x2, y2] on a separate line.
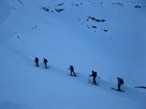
[0, 0, 146, 109]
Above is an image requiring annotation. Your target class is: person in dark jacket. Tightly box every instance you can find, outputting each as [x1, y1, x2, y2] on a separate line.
[69, 65, 76, 76]
[35, 57, 39, 67]
[43, 58, 48, 68]
[117, 77, 124, 91]
[90, 70, 97, 84]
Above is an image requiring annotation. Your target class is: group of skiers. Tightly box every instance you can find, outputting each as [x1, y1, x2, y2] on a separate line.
[35, 57, 124, 91]
[35, 57, 48, 68]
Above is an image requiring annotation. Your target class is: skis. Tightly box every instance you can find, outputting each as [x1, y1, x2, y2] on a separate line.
[135, 86, 146, 89]
[44, 66, 48, 69]
[67, 74, 77, 77]
[35, 64, 49, 69]
[111, 88, 125, 92]
[35, 64, 39, 67]
[88, 79, 99, 86]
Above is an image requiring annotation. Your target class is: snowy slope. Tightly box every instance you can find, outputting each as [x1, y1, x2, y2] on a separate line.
[0, 0, 146, 109]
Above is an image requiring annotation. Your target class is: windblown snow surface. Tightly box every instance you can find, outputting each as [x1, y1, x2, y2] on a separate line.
[0, 0, 146, 109]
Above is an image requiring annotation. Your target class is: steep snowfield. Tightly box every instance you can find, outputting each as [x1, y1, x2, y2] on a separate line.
[0, 0, 146, 109]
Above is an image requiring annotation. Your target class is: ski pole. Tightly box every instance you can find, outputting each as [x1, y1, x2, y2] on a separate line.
[88, 76, 91, 83]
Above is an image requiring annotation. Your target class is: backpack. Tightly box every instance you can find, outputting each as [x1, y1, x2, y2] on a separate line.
[70, 65, 74, 71]
[35, 57, 39, 63]
[120, 78, 124, 84]
[93, 72, 97, 78]
[44, 58, 48, 64]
